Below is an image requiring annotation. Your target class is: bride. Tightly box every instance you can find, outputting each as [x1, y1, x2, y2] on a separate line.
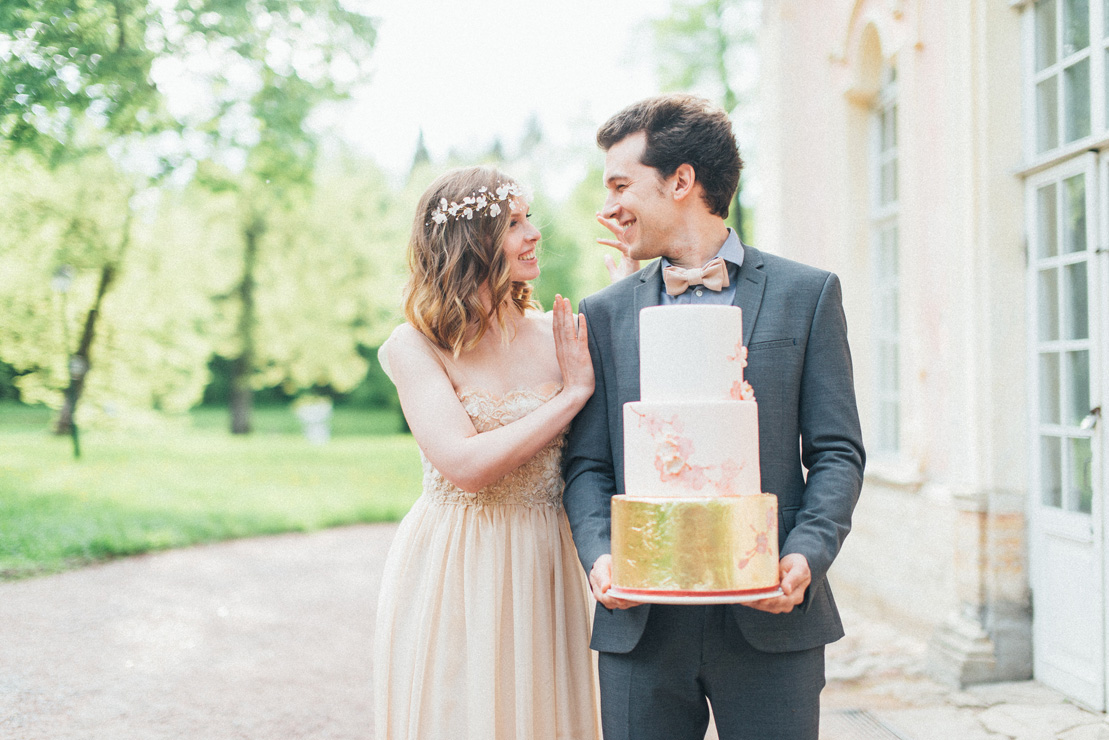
[373, 166, 602, 739]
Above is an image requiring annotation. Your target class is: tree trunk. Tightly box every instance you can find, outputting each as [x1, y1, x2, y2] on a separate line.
[54, 264, 115, 436]
[229, 221, 261, 435]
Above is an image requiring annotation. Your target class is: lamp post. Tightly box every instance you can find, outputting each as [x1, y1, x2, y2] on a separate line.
[51, 265, 81, 459]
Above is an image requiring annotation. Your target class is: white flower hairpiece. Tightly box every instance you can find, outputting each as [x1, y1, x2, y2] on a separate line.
[428, 183, 523, 226]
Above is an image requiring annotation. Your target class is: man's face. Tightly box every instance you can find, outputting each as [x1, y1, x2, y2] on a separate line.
[600, 132, 676, 262]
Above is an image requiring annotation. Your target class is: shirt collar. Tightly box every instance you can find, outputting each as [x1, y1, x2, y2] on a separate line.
[660, 228, 744, 271]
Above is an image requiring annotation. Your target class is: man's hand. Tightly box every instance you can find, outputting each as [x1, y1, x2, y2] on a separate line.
[596, 214, 640, 282]
[589, 554, 641, 610]
[744, 553, 811, 614]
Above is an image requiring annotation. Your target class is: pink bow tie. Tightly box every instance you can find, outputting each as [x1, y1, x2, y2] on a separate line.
[662, 257, 730, 296]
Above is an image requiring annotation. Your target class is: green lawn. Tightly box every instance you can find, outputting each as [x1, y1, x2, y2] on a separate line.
[0, 404, 422, 580]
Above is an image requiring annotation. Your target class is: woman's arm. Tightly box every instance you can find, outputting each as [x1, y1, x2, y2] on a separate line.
[386, 296, 593, 493]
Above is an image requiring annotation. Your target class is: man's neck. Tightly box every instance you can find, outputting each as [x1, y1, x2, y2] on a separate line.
[663, 219, 732, 269]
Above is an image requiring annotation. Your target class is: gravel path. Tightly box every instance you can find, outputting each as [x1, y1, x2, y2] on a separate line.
[4, 524, 1103, 740]
[1, 524, 396, 740]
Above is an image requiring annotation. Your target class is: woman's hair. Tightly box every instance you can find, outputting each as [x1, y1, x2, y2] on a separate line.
[403, 166, 539, 357]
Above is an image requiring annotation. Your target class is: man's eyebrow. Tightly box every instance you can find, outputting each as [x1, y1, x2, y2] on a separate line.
[604, 173, 628, 186]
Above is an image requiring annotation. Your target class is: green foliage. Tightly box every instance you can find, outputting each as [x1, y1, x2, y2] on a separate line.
[0, 152, 216, 420]
[651, 0, 757, 113]
[0, 422, 421, 579]
[651, 0, 760, 239]
[529, 165, 618, 309]
[0, 0, 163, 158]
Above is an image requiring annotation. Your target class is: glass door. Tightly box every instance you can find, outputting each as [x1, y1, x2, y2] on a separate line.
[1026, 152, 1105, 710]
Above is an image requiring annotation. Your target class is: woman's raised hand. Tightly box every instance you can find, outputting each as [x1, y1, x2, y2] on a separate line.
[596, 213, 640, 282]
[553, 294, 594, 404]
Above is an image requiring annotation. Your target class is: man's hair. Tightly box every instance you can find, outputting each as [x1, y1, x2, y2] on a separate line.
[596, 94, 742, 218]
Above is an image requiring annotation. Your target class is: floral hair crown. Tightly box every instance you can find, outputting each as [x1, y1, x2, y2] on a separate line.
[428, 182, 523, 225]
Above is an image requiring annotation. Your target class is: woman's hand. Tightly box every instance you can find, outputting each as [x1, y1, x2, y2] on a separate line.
[553, 294, 594, 405]
[596, 213, 640, 282]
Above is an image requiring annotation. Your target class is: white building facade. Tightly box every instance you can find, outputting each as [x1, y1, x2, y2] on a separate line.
[759, 0, 1108, 711]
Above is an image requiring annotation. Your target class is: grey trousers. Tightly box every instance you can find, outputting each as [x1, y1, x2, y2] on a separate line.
[597, 604, 825, 740]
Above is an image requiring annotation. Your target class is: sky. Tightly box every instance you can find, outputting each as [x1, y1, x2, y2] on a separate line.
[334, 0, 674, 181]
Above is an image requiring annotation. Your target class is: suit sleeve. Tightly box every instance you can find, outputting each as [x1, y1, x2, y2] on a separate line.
[562, 297, 618, 574]
[782, 272, 866, 590]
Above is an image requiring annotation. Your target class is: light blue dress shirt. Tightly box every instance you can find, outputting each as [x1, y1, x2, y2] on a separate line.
[658, 228, 744, 305]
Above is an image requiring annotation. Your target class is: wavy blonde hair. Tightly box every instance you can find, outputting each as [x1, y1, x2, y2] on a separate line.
[403, 166, 539, 356]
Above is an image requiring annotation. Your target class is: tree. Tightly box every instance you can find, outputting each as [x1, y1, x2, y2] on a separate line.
[2, 1, 380, 437]
[165, 1, 377, 433]
[651, 0, 759, 241]
[1, 1, 175, 445]
[0, 152, 214, 434]
[0, 0, 163, 159]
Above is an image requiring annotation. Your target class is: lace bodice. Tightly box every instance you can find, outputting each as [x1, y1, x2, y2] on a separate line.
[420, 386, 568, 508]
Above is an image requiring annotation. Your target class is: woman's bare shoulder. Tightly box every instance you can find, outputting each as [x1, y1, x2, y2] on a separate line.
[379, 323, 447, 380]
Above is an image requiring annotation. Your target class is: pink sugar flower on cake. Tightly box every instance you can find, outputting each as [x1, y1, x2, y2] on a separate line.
[656, 436, 692, 479]
[729, 380, 756, 401]
[727, 340, 748, 368]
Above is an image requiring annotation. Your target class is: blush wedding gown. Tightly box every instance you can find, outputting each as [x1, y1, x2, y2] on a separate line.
[372, 384, 600, 740]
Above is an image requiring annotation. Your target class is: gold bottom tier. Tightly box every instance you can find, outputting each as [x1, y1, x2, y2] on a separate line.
[611, 494, 780, 596]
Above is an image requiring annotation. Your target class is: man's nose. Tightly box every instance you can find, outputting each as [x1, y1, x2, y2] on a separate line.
[601, 194, 619, 219]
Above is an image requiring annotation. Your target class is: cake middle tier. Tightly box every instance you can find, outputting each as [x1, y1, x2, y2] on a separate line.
[623, 400, 761, 497]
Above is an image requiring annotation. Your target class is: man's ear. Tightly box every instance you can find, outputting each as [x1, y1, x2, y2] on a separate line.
[671, 163, 697, 202]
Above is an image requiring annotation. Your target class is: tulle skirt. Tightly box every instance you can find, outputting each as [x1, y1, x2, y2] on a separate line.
[373, 496, 601, 740]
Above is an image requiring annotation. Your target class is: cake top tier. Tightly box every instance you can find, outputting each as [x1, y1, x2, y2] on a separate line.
[639, 305, 753, 403]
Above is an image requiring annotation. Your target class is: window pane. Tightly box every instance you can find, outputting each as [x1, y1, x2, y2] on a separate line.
[1063, 0, 1090, 54]
[1040, 352, 1062, 424]
[1037, 77, 1060, 152]
[1070, 437, 1093, 513]
[881, 162, 897, 205]
[1066, 349, 1090, 425]
[885, 225, 899, 272]
[877, 342, 896, 392]
[1105, 49, 1109, 127]
[879, 400, 900, 452]
[1064, 57, 1091, 141]
[1064, 261, 1089, 339]
[1037, 0, 1058, 71]
[1039, 267, 1060, 341]
[1037, 183, 1059, 258]
[1041, 435, 1063, 507]
[1063, 173, 1087, 252]
[1105, 0, 1109, 37]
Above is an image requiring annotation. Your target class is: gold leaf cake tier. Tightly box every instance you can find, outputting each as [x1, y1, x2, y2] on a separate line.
[611, 493, 780, 599]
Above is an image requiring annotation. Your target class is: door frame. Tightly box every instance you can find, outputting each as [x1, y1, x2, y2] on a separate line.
[1025, 151, 1106, 710]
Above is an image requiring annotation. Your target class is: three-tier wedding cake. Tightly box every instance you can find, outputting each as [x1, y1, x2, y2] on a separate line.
[609, 305, 782, 603]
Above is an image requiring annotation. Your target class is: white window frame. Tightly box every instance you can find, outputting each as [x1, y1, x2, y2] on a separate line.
[870, 66, 901, 456]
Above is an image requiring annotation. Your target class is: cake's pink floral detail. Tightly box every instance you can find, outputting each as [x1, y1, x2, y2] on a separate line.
[729, 380, 756, 401]
[630, 408, 742, 493]
[736, 518, 777, 570]
[727, 340, 748, 369]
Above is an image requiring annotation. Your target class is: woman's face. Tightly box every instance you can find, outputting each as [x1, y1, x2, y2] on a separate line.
[501, 198, 541, 282]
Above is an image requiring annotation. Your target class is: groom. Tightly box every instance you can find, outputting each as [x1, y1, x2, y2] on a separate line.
[563, 94, 865, 740]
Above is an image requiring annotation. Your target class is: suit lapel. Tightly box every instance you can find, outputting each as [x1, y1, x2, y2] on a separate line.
[733, 244, 766, 346]
[632, 260, 664, 356]
[628, 260, 664, 403]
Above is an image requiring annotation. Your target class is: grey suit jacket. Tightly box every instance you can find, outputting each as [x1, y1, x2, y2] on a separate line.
[563, 245, 865, 654]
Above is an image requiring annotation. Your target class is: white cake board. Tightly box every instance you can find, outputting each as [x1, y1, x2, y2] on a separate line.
[606, 587, 784, 605]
